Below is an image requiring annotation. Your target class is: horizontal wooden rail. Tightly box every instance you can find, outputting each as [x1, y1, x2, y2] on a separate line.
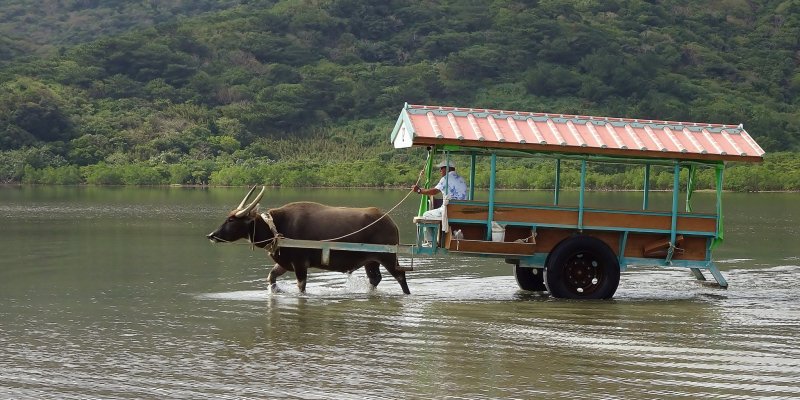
[447, 201, 716, 235]
[446, 238, 536, 256]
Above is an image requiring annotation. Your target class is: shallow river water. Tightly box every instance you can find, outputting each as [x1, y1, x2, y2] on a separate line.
[1, 186, 799, 399]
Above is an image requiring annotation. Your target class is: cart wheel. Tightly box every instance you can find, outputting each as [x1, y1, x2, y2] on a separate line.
[544, 236, 620, 299]
[513, 264, 547, 291]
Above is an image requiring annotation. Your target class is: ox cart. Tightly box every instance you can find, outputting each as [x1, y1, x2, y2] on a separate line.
[388, 104, 765, 299]
[254, 104, 764, 299]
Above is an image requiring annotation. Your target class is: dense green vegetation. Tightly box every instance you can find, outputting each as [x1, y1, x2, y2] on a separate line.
[0, 0, 245, 61]
[7, 149, 799, 192]
[1, 0, 799, 190]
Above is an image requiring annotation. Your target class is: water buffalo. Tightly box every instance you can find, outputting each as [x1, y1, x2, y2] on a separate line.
[206, 186, 411, 294]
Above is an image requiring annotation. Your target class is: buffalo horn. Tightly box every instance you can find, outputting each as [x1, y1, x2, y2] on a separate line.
[236, 185, 258, 211]
[235, 186, 265, 217]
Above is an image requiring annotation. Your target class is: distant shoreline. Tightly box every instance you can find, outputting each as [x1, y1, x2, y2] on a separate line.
[2, 183, 797, 193]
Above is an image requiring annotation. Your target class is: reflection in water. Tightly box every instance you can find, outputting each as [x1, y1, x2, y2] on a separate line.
[186, 264, 800, 399]
[1, 187, 799, 399]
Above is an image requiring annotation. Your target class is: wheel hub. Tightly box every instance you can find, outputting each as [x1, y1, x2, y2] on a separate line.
[565, 253, 603, 294]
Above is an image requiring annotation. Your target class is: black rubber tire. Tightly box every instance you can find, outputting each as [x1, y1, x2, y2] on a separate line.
[544, 236, 620, 299]
[513, 265, 547, 291]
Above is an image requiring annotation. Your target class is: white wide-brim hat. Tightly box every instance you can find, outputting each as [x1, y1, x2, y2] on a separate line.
[436, 160, 455, 169]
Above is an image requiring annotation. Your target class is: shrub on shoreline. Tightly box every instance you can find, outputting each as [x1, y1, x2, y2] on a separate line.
[11, 152, 800, 192]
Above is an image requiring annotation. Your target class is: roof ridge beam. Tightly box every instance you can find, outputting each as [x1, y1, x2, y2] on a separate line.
[546, 119, 567, 145]
[644, 126, 667, 151]
[604, 123, 627, 149]
[739, 127, 765, 155]
[701, 129, 725, 155]
[526, 119, 546, 144]
[426, 112, 444, 138]
[467, 114, 485, 141]
[585, 121, 607, 148]
[682, 127, 705, 154]
[663, 127, 686, 153]
[506, 117, 526, 143]
[720, 130, 745, 156]
[566, 120, 587, 147]
[624, 125, 647, 150]
[486, 115, 506, 142]
[447, 113, 464, 140]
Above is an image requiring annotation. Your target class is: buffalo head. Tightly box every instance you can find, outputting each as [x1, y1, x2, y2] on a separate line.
[207, 186, 265, 243]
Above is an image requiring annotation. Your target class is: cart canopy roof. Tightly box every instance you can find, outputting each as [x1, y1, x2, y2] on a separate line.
[391, 104, 765, 164]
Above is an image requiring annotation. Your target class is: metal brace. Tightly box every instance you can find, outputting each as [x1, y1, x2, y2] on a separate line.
[665, 242, 684, 264]
[665, 242, 675, 264]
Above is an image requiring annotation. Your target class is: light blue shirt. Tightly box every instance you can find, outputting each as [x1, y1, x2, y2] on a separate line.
[435, 171, 468, 200]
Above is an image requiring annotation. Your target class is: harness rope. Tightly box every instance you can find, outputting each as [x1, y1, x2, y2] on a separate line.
[252, 156, 428, 243]
[318, 157, 429, 242]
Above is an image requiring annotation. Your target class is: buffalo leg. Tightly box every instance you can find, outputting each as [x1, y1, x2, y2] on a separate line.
[364, 261, 382, 289]
[381, 255, 410, 294]
[294, 263, 308, 293]
[267, 263, 288, 292]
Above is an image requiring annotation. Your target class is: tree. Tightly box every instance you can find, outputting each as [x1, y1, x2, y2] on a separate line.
[69, 134, 112, 165]
[0, 77, 74, 149]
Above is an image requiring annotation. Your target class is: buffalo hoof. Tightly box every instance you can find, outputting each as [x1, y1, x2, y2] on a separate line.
[268, 283, 283, 294]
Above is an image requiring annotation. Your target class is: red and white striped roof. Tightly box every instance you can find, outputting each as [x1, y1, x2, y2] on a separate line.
[391, 104, 765, 163]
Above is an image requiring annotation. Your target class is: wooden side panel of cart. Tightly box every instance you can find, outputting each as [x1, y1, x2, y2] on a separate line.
[441, 201, 717, 262]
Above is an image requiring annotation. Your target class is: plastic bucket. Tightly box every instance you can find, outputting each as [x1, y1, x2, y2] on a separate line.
[491, 222, 505, 242]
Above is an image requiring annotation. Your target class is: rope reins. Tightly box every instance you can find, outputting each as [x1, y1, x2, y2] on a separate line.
[319, 155, 429, 242]
[320, 187, 417, 242]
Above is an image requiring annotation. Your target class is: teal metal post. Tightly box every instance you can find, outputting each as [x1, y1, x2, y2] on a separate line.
[712, 165, 724, 249]
[643, 164, 650, 210]
[554, 159, 561, 205]
[669, 163, 680, 257]
[469, 154, 476, 201]
[578, 160, 586, 230]
[708, 165, 728, 287]
[487, 153, 497, 240]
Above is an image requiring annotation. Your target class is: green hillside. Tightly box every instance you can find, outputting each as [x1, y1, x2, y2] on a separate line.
[0, 0, 246, 61]
[1, 0, 798, 190]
